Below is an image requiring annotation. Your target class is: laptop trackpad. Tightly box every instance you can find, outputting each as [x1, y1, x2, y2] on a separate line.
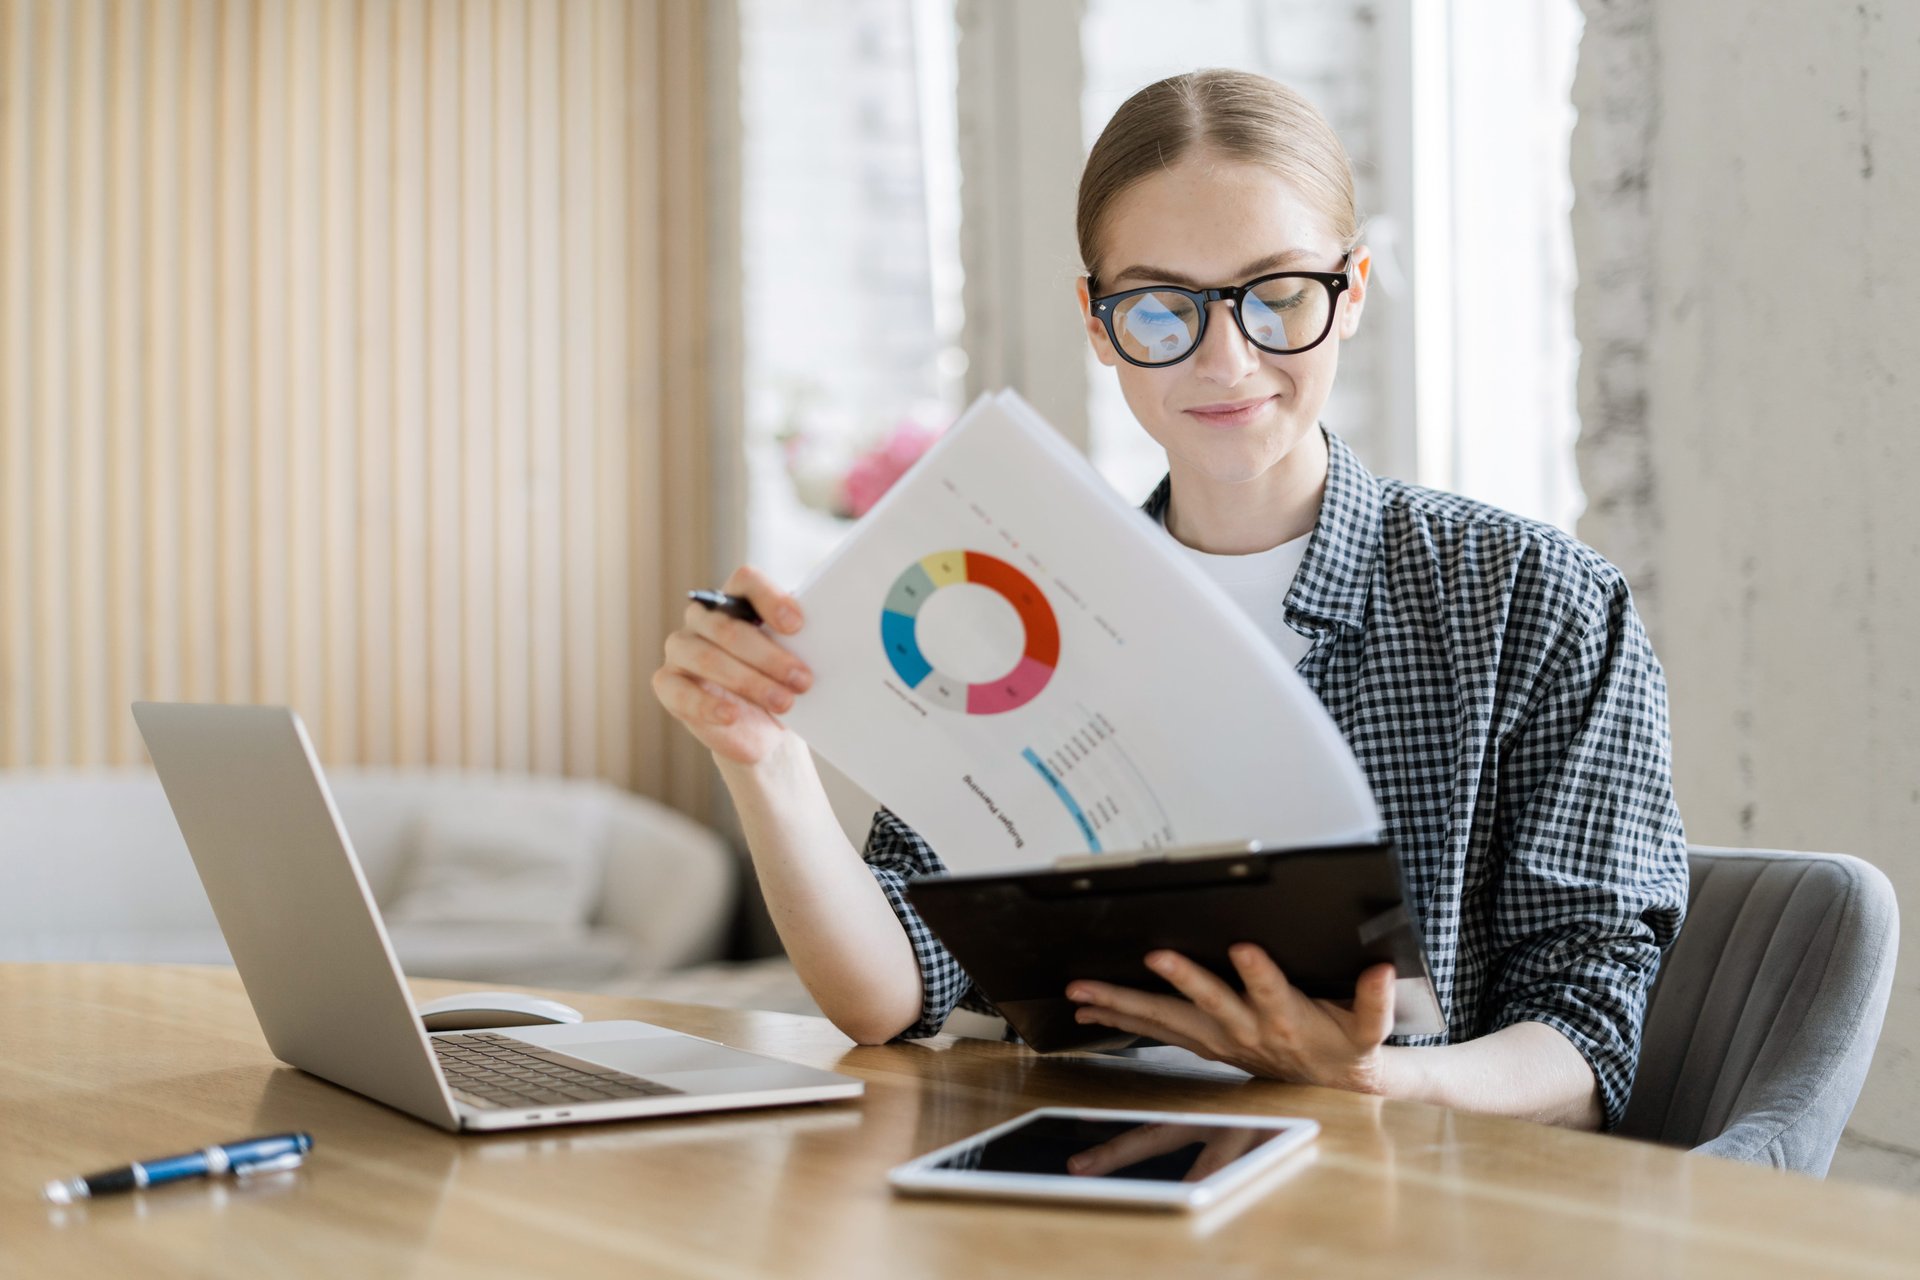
[508, 1020, 804, 1079]
[567, 1036, 764, 1076]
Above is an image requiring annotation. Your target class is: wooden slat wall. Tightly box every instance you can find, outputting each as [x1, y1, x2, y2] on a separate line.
[0, 0, 712, 817]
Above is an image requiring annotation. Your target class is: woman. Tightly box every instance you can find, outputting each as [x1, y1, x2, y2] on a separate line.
[652, 70, 1688, 1132]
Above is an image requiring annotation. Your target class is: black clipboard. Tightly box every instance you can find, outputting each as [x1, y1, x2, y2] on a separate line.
[904, 839, 1444, 1052]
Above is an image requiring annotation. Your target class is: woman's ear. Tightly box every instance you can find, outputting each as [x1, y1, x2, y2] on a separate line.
[1076, 276, 1120, 368]
[1337, 247, 1371, 340]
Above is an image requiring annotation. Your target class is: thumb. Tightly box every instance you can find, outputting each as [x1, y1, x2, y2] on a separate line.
[1349, 963, 1397, 1048]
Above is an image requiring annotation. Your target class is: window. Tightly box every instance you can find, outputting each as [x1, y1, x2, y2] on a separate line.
[1414, 0, 1584, 529]
[738, 0, 963, 583]
[1080, 0, 1396, 500]
[1077, 0, 1584, 527]
[736, 0, 1585, 585]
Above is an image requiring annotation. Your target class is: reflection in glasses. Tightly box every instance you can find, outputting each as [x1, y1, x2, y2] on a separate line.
[1122, 293, 1198, 361]
[1092, 256, 1351, 368]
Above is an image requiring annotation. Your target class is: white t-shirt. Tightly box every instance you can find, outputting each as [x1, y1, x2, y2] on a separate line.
[1159, 509, 1315, 667]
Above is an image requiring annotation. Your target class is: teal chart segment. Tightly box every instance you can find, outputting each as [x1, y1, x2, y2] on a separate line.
[1021, 747, 1100, 851]
[879, 550, 1060, 715]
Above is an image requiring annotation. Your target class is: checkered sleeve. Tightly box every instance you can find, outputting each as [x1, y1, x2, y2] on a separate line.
[1484, 564, 1690, 1131]
[861, 807, 994, 1038]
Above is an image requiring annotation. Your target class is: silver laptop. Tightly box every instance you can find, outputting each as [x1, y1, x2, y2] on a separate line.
[132, 702, 863, 1132]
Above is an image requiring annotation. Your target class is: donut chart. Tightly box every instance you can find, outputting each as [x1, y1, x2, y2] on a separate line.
[880, 550, 1059, 714]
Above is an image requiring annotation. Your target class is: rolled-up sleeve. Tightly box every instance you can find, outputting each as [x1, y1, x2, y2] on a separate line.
[861, 807, 995, 1038]
[1486, 571, 1689, 1130]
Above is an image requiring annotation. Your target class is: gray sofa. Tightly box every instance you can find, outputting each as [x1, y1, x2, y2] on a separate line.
[0, 768, 738, 988]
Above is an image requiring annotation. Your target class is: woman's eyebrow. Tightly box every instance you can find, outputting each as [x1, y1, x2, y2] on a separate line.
[1106, 248, 1318, 289]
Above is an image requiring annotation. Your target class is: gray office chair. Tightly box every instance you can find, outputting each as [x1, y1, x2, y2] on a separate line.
[1618, 846, 1899, 1175]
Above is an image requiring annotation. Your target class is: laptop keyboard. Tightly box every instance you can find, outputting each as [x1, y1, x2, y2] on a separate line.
[432, 1031, 685, 1111]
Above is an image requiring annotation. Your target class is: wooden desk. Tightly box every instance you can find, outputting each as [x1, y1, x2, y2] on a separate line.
[3, 964, 1915, 1278]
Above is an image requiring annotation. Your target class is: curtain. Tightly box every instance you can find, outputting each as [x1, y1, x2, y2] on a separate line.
[0, 0, 716, 818]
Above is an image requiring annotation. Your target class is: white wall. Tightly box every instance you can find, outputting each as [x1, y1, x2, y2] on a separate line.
[1574, 0, 1920, 1189]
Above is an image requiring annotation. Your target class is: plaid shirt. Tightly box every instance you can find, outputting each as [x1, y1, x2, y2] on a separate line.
[863, 428, 1688, 1129]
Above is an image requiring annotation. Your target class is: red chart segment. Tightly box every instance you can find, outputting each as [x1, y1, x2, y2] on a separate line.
[963, 551, 1060, 667]
[879, 550, 1059, 715]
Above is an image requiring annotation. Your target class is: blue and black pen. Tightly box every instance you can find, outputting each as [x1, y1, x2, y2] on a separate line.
[687, 589, 765, 626]
[42, 1132, 313, 1203]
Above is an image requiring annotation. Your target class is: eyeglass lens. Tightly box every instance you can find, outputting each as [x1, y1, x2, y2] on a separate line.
[1110, 277, 1333, 365]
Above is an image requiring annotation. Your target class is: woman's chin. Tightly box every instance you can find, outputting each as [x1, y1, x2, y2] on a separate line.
[1166, 428, 1304, 487]
[1174, 452, 1284, 489]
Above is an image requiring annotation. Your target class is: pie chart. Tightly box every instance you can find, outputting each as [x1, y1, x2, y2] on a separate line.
[880, 550, 1059, 714]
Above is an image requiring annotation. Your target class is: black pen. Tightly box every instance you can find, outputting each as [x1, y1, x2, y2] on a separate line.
[42, 1132, 313, 1203]
[688, 589, 764, 626]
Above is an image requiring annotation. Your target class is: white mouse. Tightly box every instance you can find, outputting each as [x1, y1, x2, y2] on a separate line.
[415, 991, 586, 1032]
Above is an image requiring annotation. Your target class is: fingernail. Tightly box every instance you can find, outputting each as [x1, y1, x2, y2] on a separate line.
[780, 606, 802, 632]
[1066, 985, 1088, 1001]
[1075, 1010, 1094, 1024]
[789, 667, 811, 691]
[1147, 953, 1171, 973]
[770, 689, 793, 712]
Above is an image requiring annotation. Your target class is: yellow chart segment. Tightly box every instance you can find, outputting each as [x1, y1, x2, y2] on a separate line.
[919, 551, 968, 588]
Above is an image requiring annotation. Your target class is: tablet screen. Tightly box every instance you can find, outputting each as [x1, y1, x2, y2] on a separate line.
[928, 1114, 1291, 1184]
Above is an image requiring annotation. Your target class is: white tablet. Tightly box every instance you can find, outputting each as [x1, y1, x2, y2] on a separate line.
[887, 1107, 1319, 1211]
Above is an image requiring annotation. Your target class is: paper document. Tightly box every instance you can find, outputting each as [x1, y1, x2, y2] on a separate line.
[781, 389, 1380, 875]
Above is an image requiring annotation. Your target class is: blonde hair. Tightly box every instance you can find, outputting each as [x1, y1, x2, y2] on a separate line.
[1076, 69, 1361, 287]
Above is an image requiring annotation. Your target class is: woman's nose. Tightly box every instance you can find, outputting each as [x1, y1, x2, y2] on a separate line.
[1189, 298, 1260, 384]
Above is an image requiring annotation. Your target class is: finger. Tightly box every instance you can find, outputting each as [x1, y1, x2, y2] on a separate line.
[693, 676, 751, 712]
[1068, 980, 1221, 1050]
[1065, 1123, 1178, 1178]
[650, 668, 737, 727]
[1147, 951, 1261, 1049]
[1187, 1130, 1259, 1181]
[1072, 1004, 1212, 1059]
[681, 603, 813, 693]
[722, 564, 805, 635]
[1188, 1146, 1231, 1182]
[695, 679, 773, 738]
[1229, 944, 1316, 1024]
[665, 630, 799, 715]
[1347, 963, 1397, 1048]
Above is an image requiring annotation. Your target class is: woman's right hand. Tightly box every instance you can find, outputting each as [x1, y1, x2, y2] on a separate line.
[651, 565, 814, 767]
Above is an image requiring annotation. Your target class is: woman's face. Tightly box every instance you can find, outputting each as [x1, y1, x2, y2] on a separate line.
[1077, 156, 1369, 489]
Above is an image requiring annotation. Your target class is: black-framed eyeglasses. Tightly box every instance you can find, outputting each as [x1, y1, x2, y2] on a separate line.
[1087, 255, 1353, 368]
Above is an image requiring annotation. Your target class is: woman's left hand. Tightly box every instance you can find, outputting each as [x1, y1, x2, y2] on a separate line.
[1066, 945, 1399, 1094]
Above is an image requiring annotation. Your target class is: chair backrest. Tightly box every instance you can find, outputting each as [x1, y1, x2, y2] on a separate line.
[1618, 846, 1899, 1174]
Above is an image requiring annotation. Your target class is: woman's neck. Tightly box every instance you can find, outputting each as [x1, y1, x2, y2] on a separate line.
[1163, 428, 1331, 555]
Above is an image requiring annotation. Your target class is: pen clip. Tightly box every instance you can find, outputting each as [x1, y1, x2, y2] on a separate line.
[232, 1152, 306, 1179]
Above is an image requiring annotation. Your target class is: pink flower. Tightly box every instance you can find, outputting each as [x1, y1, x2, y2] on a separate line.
[839, 420, 943, 518]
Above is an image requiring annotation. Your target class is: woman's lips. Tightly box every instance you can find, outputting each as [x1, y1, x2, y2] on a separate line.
[1184, 394, 1277, 428]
